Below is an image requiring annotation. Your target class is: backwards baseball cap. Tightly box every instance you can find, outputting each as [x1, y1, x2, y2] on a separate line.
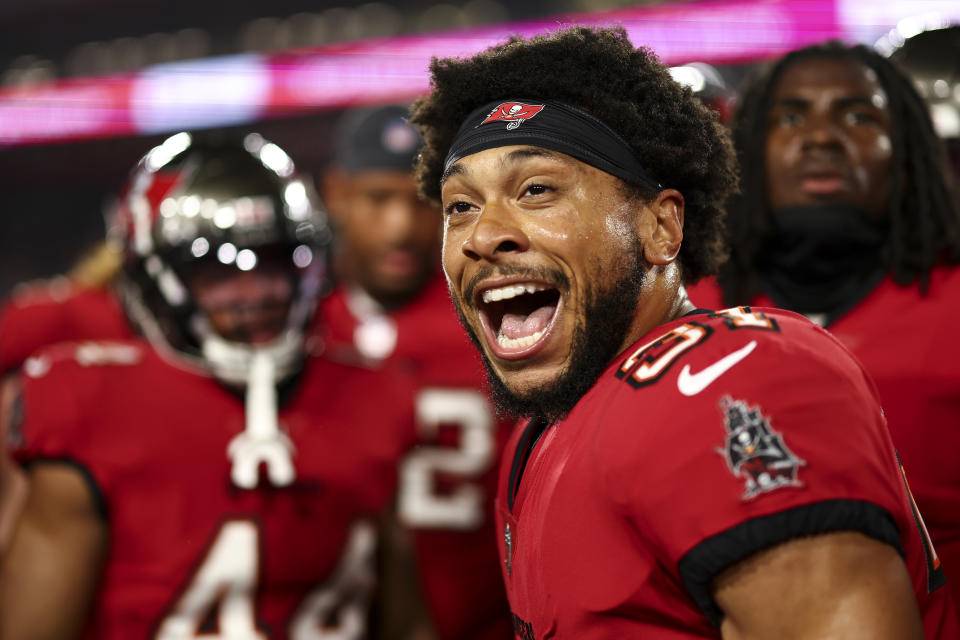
[334, 104, 422, 173]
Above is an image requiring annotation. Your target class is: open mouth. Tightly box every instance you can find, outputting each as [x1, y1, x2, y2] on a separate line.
[477, 282, 562, 357]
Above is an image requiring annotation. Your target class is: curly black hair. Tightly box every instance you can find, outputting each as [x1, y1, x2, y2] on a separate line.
[409, 26, 738, 284]
[718, 41, 960, 305]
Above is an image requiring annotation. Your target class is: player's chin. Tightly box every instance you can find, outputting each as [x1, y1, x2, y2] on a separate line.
[372, 267, 432, 301]
[493, 360, 567, 399]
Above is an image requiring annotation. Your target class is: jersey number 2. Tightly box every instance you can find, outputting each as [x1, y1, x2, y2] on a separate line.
[398, 388, 495, 530]
[154, 520, 375, 639]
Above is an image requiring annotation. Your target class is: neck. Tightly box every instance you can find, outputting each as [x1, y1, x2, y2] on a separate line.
[670, 284, 698, 319]
[620, 262, 692, 354]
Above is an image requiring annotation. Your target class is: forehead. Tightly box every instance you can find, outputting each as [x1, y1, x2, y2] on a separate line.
[772, 57, 887, 104]
[348, 168, 417, 187]
[444, 145, 581, 180]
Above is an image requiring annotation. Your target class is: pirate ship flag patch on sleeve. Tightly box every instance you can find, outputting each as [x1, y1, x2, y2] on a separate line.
[716, 397, 806, 500]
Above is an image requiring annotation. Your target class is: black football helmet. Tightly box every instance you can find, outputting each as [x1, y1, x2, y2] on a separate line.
[110, 131, 331, 385]
[888, 25, 960, 176]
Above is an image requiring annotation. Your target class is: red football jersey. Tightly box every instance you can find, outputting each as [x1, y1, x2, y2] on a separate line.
[495, 308, 958, 639]
[0, 281, 132, 374]
[319, 274, 514, 640]
[12, 339, 416, 639]
[688, 266, 960, 608]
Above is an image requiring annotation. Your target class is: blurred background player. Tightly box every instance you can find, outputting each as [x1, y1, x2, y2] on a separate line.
[0, 132, 420, 639]
[0, 205, 132, 556]
[0, 243, 130, 376]
[687, 41, 960, 605]
[319, 105, 514, 640]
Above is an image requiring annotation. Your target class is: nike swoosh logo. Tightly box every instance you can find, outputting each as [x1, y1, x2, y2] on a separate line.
[676, 340, 757, 396]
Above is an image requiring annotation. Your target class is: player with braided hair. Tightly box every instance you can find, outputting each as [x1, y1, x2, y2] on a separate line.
[713, 41, 959, 304]
[688, 41, 960, 608]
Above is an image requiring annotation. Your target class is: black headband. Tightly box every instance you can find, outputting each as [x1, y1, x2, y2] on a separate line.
[443, 99, 661, 190]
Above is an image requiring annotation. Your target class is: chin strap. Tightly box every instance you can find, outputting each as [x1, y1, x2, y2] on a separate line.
[227, 349, 296, 488]
[201, 329, 302, 386]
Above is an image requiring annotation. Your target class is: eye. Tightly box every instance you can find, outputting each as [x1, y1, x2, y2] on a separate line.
[773, 111, 803, 128]
[362, 189, 393, 206]
[523, 184, 551, 197]
[443, 200, 474, 216]
[843, 110, 877, 126]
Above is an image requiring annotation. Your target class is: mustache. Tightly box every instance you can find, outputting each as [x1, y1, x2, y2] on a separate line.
[220, 321, 283, 342]
[462, 264, 568, 304]
[202, 299, 289, 315]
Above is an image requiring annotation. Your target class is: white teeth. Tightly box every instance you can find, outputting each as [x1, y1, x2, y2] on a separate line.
[481, 283, 547, 304]
[497, 326, 547, 349]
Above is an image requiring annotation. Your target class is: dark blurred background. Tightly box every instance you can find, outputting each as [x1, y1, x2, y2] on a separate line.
[1, 0, 957, 297]
[0, 0, 629, 295]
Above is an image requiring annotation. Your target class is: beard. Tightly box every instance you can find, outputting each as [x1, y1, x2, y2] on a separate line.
[452, 239, 646, 424]
[363, 265, 435, 311]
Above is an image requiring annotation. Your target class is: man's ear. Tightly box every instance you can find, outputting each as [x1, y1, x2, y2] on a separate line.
[321, 169, 349, 227]
[639, 188, 684, 265]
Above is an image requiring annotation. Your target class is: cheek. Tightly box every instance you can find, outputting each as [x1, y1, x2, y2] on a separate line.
[868, 134, 893, 168]
[763, 135, 795, 200]
[603, 209, 636, 247]
[205, 309, 233, 333]
[346, 194, 387, 230]
[340, 216, 380, 253]
[440, 224, 463, 284]
[764, 132, 794, 170]
[525, 211, 572, 246]
[853, 133, 893, 187]
[414, 212, 443, 247]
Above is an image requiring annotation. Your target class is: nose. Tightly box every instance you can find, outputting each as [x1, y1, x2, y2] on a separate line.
[800, 113, 844, 151]
[206, 270, 292, 308]
[461, 201, 530, 262]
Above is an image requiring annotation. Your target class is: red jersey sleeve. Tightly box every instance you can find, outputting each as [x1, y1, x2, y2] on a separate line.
[596, 310, 911, 624]
[11, 342, 143, 513]
[0, 284, 131, 374]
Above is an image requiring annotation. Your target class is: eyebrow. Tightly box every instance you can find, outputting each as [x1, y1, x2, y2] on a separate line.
[834, 96, 881, 109]
[772, 95, 879, 109]
[440, 146, 568, 186]
[441, 163, 465, 185]
[500, 147, 565, 166]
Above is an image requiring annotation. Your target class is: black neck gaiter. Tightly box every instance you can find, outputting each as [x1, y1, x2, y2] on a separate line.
[755, 204, 888, 321]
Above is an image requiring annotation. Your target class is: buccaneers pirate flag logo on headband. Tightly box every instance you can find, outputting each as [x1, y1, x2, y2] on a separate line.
[444, 98, 661, 191]
[481, 102, 545, 130]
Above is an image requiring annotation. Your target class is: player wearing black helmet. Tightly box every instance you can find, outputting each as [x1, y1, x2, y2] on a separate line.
[0, 132, 417, 639]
